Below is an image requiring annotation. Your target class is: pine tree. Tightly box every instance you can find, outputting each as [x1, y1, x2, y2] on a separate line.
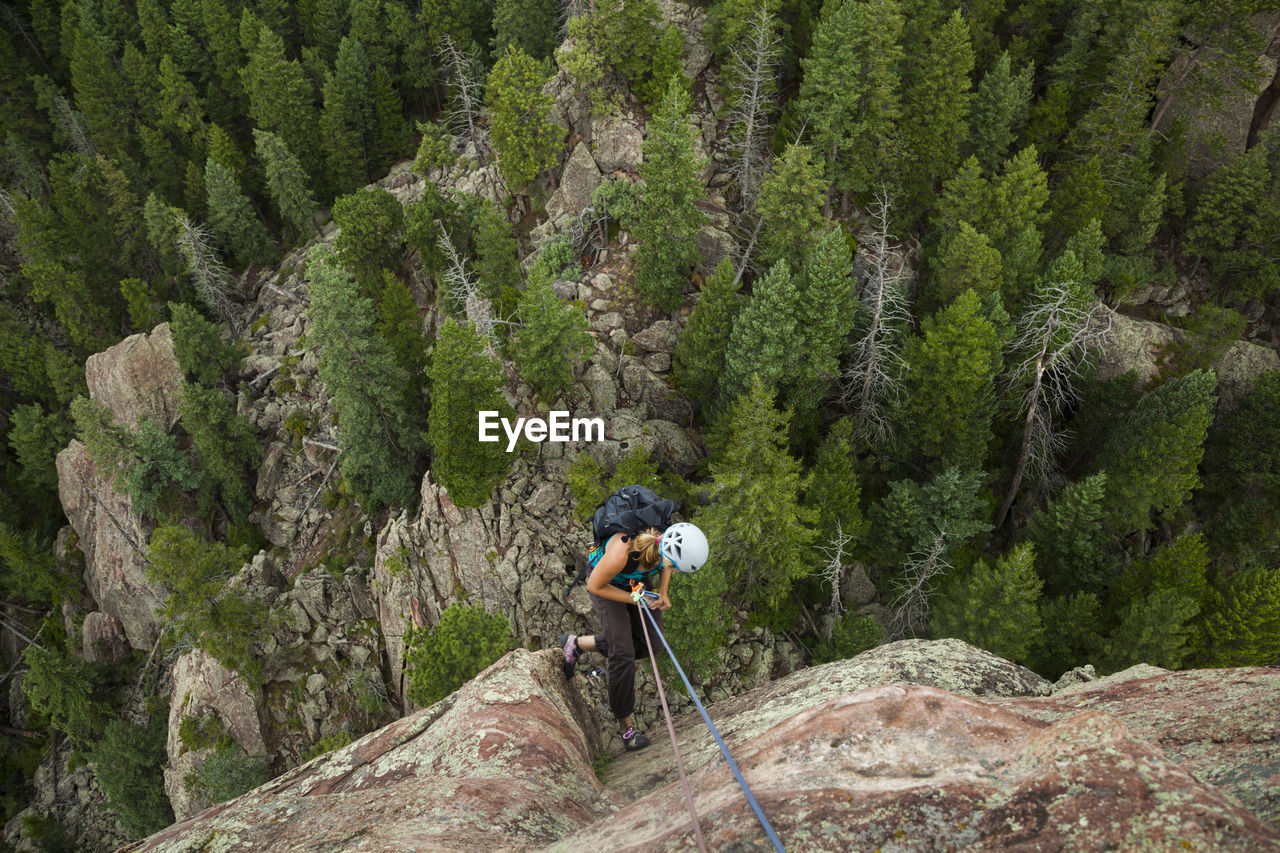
[1025, 473, 1112, 595]
[803, 417, 866, 548]
[987, 146, 1050, 307]
[123, 417, 203, 519]
[1100, 586, 1199, 673]
[167, 301, 242, 387]
[510, 272, 594, 401]
[373, 271, 430, 422]
[924, 222, 1003, 315]
[933, 155, 990, 232]
[1066, 0, 1177, 251]
[427, 318, 513, 508]
[492, 0, 558, 61]
[7, 403, 73, 496]
[1097, 369, 1216, 535]
[68, 25, 135, 168]
[1112, 533, 1209, 617]
[720, 259, 800, 408]
[179, 382, 260, 522]
[798, 0, 904, 200]
[201, 0, 245, 122]
[331, 186, 405, 293]
[696, 375, 817, 618]
[786, 226, 857, 444]
[560, 0, 685, 111]
[204, 158, 273, 267]
[307, 247, 424, 511]
[253, 129, 319, 241]
[240, 22, 320, 187]
[473, 204, 523, 326]
[899, 9, 973, 220]
[633, 74, 706, 311]
[1186, 144, 1280, 300]
[967, 51, 1032, 173]
[1193, 566, 1280, 667]
[1197, 369, 1280, 562]
[894, 289, 1002, 469]
[868, 466, 992, 568]
[485, 46, 560, 192]
[672, 258, 741, 412]
[321, 36, 374, 194]
[145, 524, 268, 683]
[932, 543, 1043, 663]
[755, 144, 831, 269]
[1029, 591, 1105, 680]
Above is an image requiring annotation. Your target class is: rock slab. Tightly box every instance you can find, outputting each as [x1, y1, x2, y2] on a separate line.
[132, 649, 614, 852]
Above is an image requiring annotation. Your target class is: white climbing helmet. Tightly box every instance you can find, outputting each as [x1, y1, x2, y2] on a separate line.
[659, 523, 709, 573]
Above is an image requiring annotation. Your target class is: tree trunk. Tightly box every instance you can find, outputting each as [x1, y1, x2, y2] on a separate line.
[995, 359, 1044, 529]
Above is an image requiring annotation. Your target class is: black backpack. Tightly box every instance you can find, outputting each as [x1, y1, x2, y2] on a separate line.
[563, 485, 678, 599]
[590, 485, 678, 547]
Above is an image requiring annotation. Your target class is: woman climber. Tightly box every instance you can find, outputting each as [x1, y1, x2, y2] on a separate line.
[560, 522, 709, 752]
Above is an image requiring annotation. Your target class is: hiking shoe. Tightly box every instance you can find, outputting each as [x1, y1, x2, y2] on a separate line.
[622, 727, 650, 752]
[558, 634, 580, 679]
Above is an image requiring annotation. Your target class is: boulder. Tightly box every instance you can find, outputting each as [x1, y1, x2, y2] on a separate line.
[992, 666, 1280, 823]
[56, 440, 161, 650]
[568, 684, 1278, 852]
[165, 649, 268, 822]
[630, 319, 681, 354]
[1215, 338, 1280, 408]
[80, 611, 130, 663]
[592, 115, 644, 172]
[84, 322, 185, 432]
[1095, 305, 1280, 399]
[1155, 14, 1280, 180]
[1096, 307, 1174, 385]
[695, 224, 735, 272]
[545, 143, 601, 224]
[132, 650, 616, 852]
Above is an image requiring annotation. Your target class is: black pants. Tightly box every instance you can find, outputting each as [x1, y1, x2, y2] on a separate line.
[590, 591, 664, 722]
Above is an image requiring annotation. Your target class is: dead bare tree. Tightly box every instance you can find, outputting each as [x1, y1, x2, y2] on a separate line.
[174, 213, 241, 332]
[817, 521, 853, 628]
[725, 5, 780, 211]
[994, 284, 1113, 528]
[438, 35, 488, 163]
[887, 529, 950, 641]
[841, 192, 909, 445]
[437, 221, 497, 353]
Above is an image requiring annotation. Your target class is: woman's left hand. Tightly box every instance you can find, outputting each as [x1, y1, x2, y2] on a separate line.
[649, 592, 672, 611]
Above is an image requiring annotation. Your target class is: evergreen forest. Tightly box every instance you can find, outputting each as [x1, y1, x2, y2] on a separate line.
[1, 0, 1279, 846]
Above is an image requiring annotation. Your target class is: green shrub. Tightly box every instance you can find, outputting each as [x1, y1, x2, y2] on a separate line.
[411, 120, 456, 175]
[91, 718, 173, 839]
[124, 417, 203, 518]
[184, 743, 272, 804]
[300, 731, 354, 763]
[21, 645, 108, 750]
[145, 525, 271, 686]
[404, 603, 512, 707]
[168, 301, 244, 386]
[814, 612, 884, 664]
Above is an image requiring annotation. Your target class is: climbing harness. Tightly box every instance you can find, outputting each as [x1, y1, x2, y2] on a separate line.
[630, 582, 787, 853]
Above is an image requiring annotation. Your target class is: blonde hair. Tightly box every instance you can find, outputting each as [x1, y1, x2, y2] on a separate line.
[630, 528, 662, 568]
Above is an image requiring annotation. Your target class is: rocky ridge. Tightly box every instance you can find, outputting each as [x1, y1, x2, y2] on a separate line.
[125, 640, 1280, 852]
